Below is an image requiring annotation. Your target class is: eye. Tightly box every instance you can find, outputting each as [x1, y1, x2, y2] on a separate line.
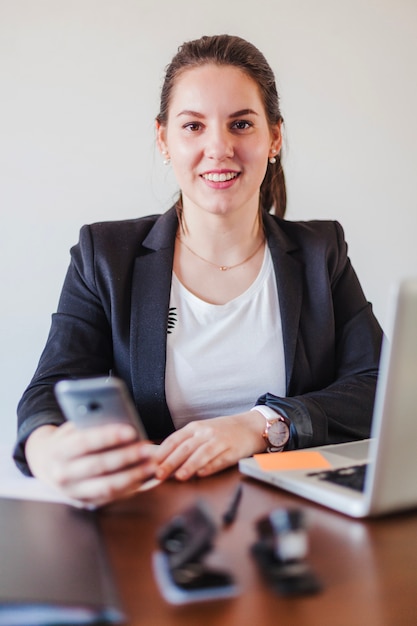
[183, 122, 203, 132]
[231, 120, 253, 131]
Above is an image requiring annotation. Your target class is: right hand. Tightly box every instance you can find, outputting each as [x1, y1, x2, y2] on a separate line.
[25, 421, 159, 507]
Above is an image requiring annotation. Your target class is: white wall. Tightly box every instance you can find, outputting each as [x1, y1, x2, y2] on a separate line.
[1, 0, 416, 445]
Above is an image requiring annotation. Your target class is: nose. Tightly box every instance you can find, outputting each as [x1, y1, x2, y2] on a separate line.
[204, 126, 234, 161]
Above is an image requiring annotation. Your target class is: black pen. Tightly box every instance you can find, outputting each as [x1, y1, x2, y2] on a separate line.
[222, 483, 243, 526]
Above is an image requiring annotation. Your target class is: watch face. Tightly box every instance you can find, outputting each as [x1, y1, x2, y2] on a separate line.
[268, 419, 289, 447]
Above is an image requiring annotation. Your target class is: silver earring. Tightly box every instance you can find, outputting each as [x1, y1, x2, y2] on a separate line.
[269, 148, 277, 164]
[162, 150, 170, 166]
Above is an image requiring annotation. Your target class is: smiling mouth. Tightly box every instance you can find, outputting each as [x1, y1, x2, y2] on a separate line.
[201, 172, 240, 182]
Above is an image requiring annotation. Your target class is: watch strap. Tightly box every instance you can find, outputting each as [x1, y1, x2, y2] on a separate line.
[250, 405, 281, 421]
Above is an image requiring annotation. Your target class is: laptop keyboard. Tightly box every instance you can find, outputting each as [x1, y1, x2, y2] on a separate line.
[308, 464, 368, 492]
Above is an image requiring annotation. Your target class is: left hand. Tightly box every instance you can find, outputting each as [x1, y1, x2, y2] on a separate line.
[154, 411, 266, 481]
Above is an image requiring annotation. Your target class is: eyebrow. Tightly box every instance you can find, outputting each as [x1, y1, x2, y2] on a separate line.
[176, 108, 259, 118]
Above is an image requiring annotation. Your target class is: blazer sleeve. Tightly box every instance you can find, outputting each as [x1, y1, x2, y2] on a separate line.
[14, 224, 117, 475]
[257, 220, 383, 449]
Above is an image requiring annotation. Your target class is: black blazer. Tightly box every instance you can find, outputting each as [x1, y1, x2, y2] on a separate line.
[15, 208, 383, 474]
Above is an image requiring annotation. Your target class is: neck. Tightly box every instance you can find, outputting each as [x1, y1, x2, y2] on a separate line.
[178, 203, 263, 259]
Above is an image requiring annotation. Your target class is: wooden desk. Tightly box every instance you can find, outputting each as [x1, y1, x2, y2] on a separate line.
[100, 468, 417, 626]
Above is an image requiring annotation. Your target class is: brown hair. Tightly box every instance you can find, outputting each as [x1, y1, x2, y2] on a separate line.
[156, 34, 286, 217]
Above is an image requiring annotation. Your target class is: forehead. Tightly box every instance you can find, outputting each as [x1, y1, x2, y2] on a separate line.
[168, 63, 265, 114]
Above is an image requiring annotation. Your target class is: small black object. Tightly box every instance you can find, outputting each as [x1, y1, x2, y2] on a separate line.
[222, 484, 243, 526]
[252, 508, 321, 596]
[170, 561, 234, 591]
[157, 499, 217, 570]
[308, 464, 367, 492]
[156, 500, 236, 596]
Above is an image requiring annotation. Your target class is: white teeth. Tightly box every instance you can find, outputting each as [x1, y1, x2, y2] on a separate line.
[203, 172, 239, 182]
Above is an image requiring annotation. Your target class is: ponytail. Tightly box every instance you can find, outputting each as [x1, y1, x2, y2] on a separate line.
[261, 153, 286, 217]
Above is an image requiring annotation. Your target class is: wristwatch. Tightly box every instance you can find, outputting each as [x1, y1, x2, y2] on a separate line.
[252, 405, 290, 453]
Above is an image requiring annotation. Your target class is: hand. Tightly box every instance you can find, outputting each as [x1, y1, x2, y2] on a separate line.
[25, 422, 159, 506]
[155, 411, 266, 481]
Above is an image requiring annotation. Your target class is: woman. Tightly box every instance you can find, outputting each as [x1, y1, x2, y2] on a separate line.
[14, 35, 383, 506]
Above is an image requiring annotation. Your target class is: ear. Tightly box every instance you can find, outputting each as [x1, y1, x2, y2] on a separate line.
[269, 120, 283, 156]
[155, 120, 168, 156]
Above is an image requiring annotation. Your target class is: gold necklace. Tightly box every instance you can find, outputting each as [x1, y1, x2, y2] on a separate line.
[177, 236, 265, 271]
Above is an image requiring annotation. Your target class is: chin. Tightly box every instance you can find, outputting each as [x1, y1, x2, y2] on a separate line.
[201, 197, 244, 216]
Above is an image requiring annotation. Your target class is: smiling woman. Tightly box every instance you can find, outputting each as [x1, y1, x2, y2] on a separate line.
[156, 36, 286, 218]
[15, 34, 382, 507]
[157, 64, 279, 222]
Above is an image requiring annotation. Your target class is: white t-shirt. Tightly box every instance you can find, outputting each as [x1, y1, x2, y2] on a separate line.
[165, 246, 286, 429]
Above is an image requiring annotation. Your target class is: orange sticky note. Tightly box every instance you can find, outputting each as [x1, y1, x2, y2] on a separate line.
[254, 450, 332, 472]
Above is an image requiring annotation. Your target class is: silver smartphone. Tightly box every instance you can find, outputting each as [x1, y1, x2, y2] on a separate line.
[54, 376, 148, 439]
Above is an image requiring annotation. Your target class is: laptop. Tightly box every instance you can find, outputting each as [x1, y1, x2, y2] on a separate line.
[239, 277, 417, 518]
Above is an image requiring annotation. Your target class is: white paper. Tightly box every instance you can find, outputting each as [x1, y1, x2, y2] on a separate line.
[0, 444, 161, 507]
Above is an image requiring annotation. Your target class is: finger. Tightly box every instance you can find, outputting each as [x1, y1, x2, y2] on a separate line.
[155, 427, 194, 462]
[52, 440, 156, 486]
[155, 427, 207, 479]
[196, 449, 233, 477]
[157, 432, 225, 481]
[65, 460, 158, 506]
[56, 423, 142, 461]
[175, 441, 234, 480]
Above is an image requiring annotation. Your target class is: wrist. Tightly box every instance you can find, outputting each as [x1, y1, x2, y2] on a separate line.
[247, 408, 270, 453]
[25, 425, 58, 478]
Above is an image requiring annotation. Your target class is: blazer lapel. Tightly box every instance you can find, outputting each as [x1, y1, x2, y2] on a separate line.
[264, 213, 303, 394]
[129, 209, 178, 439]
